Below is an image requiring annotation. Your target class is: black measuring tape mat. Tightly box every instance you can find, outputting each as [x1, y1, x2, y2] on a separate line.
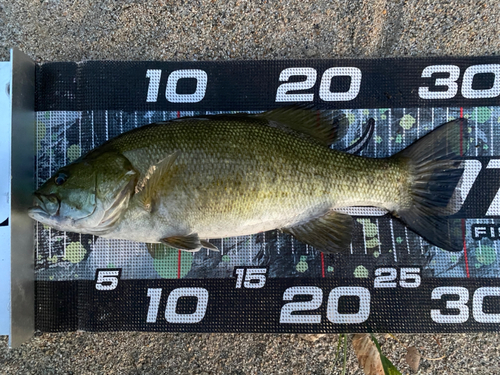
[34, 58, 500, 333]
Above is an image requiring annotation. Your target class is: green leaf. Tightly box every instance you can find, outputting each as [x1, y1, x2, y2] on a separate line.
[370, 333, 402, 375]
[343, 334, 347, 375]
[335, 334, 343, 362]
[332, 334, 344, 374]
[380, 355, 401, 375]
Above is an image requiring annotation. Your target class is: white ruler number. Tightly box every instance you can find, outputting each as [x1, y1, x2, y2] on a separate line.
[95, 270, 120, 291]
[276, 68, 317, 102]
[275, 67, 362, 102]
[326, 287, 370, 324]
[146, 287, 209, 324]
[279, 286, 370, 324]
[419, 65, 460, 99]
[431, 286, 500, 324]
[419, 64, 500, 99]
[145, 69, 208, 103]
[280, 287, 323, 324]
[473, 287, 500, 323]
[234, 268, 267, 289]
[145, 69, 161, 102]
[374, 268, 421, 288]
[431, 287, 470, 323]
[146, 288, 162, 323]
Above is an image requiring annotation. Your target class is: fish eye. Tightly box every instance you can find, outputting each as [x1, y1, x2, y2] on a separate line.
[55, 172, 68, 186]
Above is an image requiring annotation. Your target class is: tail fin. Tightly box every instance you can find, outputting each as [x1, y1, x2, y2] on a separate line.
[394, 119, 467, 252]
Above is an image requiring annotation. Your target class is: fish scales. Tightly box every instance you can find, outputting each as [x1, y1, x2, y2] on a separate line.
[100, 118, 402, 241]
[29, 108, 467, 253]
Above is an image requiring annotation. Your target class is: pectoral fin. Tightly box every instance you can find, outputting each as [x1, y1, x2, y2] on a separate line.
[282, 211, 353, 254]
[161, 234, 219, 252]
[135, 151, 179, 212]
[200, 240, 219, 251]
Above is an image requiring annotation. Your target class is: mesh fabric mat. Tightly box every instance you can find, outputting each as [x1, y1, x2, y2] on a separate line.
[34, 58, 500, 332]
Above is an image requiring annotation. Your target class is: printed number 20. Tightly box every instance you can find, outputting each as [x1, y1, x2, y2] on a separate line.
[279, 286, 370, 324]
[275, 67, 362, 102]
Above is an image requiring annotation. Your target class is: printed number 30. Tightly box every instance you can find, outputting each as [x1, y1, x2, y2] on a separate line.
[431, 286, 500, 323]
[419, 64, 500, 99]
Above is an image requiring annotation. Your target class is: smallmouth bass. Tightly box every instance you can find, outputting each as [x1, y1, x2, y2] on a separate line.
[29, 107, 466, 254]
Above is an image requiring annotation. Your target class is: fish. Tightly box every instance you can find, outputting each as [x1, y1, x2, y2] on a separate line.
[28, 107, 467, 255]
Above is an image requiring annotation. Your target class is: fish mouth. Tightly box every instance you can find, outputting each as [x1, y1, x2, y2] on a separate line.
[28, 193, 60, 219]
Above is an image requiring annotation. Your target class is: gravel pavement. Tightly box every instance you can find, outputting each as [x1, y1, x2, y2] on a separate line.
[1, 0, 500, 374]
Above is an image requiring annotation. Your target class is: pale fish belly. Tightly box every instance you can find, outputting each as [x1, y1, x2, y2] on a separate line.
[107, 190, 336, 243]
[193, 201, 335, 239]
[103, 210, 300, 243]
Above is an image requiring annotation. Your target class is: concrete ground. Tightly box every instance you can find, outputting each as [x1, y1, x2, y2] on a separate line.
[1, 0, 500, 373]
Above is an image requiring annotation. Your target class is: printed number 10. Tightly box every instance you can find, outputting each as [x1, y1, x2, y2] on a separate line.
[146, 287, 209, 324]
[145, 69, 208, 103]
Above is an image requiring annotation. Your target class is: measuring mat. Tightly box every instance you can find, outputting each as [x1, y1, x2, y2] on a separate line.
[34, 58, 500, 333]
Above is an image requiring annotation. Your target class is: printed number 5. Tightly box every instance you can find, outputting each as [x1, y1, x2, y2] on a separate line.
[95, 269, 121, 291]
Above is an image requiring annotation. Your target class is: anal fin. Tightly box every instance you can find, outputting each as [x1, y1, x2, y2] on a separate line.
[282, 211, 353, 254]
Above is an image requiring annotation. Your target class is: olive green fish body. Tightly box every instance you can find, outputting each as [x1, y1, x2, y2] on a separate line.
[29, 108, 467, 253]
[97, 118, 400, 243]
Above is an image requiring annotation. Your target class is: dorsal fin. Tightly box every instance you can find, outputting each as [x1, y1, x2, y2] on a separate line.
[254, 106, 348, 147]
